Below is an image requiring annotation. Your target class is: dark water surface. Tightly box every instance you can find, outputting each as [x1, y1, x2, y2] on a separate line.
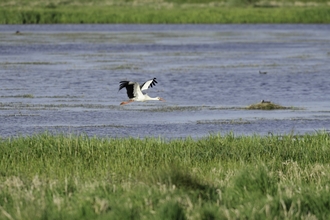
[1, 24, 330, 138]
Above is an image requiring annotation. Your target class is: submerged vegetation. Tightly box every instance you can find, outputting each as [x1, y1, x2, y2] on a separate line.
[1, 0, 330, 24]
[1, 132, 330, 219]
[0, 94, 34, 98]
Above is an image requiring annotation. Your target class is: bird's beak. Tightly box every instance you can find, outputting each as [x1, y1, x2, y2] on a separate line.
[159, 98, 165, 102]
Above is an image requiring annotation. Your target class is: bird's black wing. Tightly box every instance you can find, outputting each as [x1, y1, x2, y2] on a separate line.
[119, 81, 129, 91]
[119, 81, 135, 99]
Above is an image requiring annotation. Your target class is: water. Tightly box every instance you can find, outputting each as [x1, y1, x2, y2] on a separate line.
[1, 24, 330, 138]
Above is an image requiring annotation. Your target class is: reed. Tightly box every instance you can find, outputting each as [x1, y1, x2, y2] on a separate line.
[1, 4, 330, 24]
[1, 132, 330, 219]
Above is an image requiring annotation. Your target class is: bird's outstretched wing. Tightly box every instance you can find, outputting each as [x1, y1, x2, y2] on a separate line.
[119, 81, 136, 99]
[119, 81, 129, 91]
[140, 78, 158, 91]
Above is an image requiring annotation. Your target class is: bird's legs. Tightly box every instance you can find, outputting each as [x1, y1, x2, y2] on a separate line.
[120, 100, 134, 105]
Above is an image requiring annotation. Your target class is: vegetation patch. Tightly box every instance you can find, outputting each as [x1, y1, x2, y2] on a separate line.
[36, 95, 84, 98]
[2, 113, 40, 117]
[1, 62, 66, 65]
[1, 1, 330, 24]
[148, 106, 203, 112]
[0, 94, 34, 98]
[245, 101, 297, 110]
[197, 119, 251, 124]
[0, 102, 122, 111]
[1, 132, 330, 219]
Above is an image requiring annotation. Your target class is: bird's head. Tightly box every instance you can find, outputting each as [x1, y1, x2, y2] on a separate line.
[158, 97, 165, 101]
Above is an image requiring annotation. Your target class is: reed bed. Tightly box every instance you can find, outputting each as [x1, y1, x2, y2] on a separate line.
[1, 132, 330, 219]
[1, 1, 330, 24]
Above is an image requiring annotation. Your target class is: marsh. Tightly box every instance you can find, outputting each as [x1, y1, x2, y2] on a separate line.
[0, 24, 329, 138]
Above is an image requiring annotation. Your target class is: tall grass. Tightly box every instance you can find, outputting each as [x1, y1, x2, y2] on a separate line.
[1, 132, 330, 219]
[1, 5, 330, 24]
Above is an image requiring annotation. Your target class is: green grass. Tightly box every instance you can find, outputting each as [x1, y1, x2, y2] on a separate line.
[0, 94, 34, 98]
[1, 132, 330, 219]
[246, 102, 292, 110]
[1, 0, 330, 24]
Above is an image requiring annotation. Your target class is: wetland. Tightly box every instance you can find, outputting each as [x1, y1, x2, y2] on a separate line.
[1, 23, 330, 220]
[1, 24, 330, 138]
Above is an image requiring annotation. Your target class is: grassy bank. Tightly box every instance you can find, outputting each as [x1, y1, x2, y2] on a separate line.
[1, 132, 330, 219]
[1, 0, 330, 24]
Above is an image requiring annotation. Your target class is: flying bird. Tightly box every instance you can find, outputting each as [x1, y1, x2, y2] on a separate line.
[118, 78, 164, 105]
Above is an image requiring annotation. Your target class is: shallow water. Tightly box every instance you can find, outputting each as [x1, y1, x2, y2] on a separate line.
[0, 24, 330, 138]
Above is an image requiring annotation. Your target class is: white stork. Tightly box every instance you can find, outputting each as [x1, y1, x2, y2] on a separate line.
[118, 78, 165, 105]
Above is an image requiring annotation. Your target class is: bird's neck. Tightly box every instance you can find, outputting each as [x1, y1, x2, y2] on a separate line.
[145, 94, 158, 101]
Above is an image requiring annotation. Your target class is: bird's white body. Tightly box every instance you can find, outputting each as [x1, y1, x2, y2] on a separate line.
[118, 78, 164, 105]
[135, 94, 159, 102]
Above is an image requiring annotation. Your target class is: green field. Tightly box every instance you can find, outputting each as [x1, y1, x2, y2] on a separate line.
[1, 132, 330, 219]
[1, 0, 330, 24]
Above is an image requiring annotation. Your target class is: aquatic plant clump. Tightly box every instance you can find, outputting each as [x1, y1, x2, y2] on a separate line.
[246, 101, 294, 110]
[1, 132, 330, 219]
